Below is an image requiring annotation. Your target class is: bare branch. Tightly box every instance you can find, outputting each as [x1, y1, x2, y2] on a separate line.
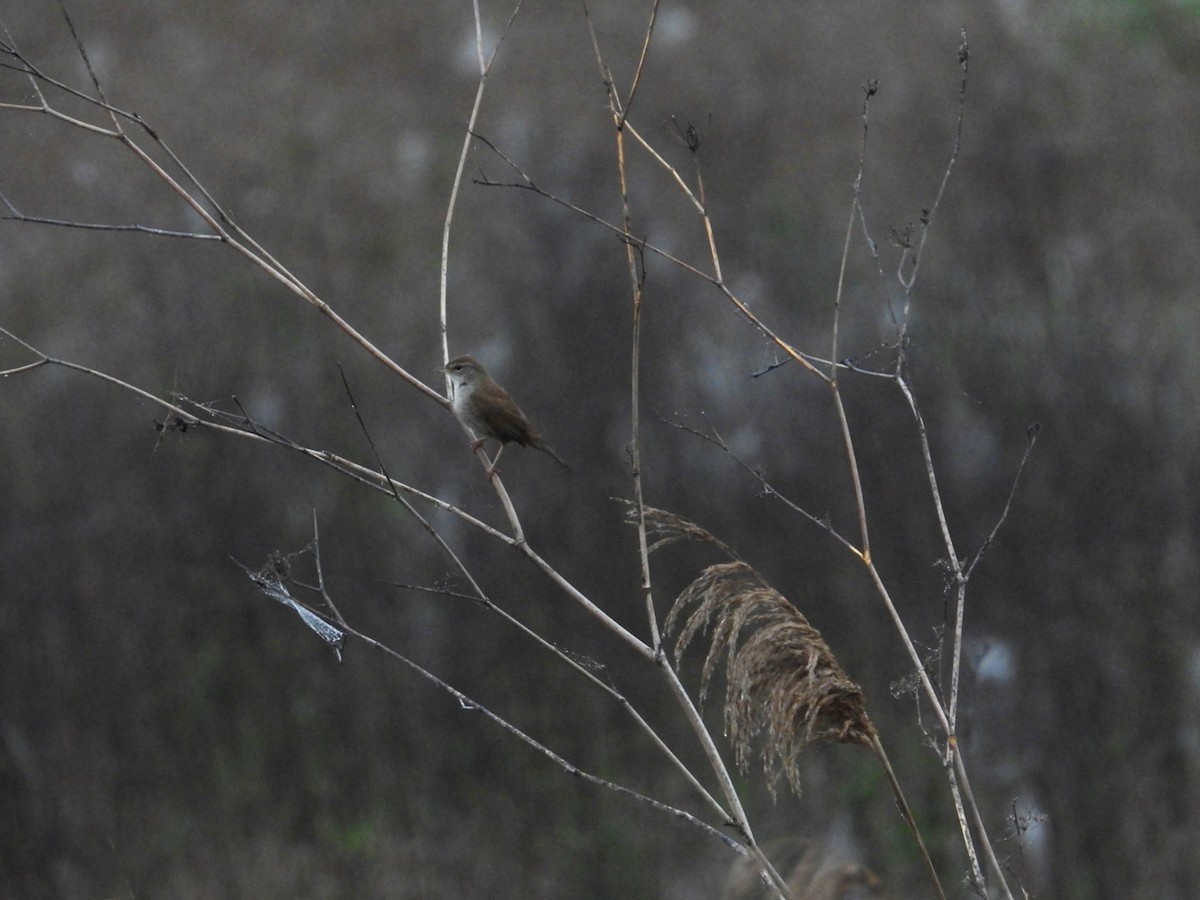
[243, 540, 746, 857]
[964, 423, 1040, 582]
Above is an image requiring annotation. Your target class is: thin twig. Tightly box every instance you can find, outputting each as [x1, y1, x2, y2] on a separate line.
[2, 26, 448, 410]
[349, 618, 748, 855]
[897, 30, 969, 321]
[869, 734, 946, 900]
[831, 80, 878, 374]
[441, 0, 526, 365]
[964, 423, 1040, 583]
[658, 412, 861, 558]
[251, 533, 747, 856]
[0, 189, 218, 238]
[618, 0, 660, 127]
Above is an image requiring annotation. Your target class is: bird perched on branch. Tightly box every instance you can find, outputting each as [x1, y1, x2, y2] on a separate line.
[443, 354, 569, 477]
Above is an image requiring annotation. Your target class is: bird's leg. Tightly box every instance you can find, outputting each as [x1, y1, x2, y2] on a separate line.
[468, 436, 488, 452]
[485, 444, 505, 480]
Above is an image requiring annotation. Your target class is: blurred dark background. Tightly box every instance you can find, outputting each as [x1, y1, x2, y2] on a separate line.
[2, 1, 1198, 897]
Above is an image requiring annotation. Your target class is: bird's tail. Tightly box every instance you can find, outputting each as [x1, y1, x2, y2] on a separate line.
[533, 438, 570, 471]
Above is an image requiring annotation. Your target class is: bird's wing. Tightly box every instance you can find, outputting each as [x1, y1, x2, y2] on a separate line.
[471, 389, 534, 444]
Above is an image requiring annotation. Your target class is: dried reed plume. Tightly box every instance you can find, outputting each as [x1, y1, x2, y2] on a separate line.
[632, 505, 945, 898]
[665, 561, 875, 797]
[631, 502, 740, 559]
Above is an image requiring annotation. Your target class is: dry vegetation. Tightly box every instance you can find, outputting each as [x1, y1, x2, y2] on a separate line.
[3, 2, 1199, 898]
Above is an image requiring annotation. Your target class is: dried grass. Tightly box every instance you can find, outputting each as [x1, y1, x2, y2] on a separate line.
[666, 561, 876, 798]
[630, 504, 944, 897]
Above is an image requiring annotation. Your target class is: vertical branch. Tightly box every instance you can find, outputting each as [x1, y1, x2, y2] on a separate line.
[897, 30, 969, 329]
[896, 376, 963, 701]
[615, 106, 659, 650]
[952, 745, 1013, 900]
[830, 389, 872, 565]
[889, 38, 971, 729]
[617, 0, 660, 127]
[814, 41, 999, 896]
[886, 41, 971, 695]
[880, 32, 1014, 899]
[439, 0, 525, 366]
[865, 562, 987, 891]
[583, 0, 663, 653]
[826, 84, 878, 565]
[830, 80, 878, 375]
[581, 8, 787, 897]
[434, 0, 531, 540]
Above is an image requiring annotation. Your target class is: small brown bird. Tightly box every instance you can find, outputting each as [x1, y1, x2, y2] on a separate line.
[443, 354, 569, 476]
